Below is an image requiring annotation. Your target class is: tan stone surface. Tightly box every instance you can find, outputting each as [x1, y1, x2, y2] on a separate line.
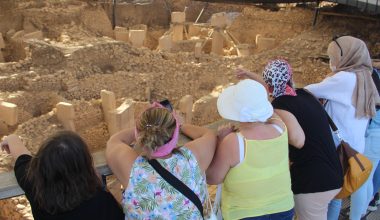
[129, 30, 146, 48]
[0, 101, 18, 126]
[171, 12, 186, 23]
[114, 26, 129, 42]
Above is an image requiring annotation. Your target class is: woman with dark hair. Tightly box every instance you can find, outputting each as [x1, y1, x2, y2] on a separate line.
[1, 131, 124, 220]
[106, 102, 216, 219]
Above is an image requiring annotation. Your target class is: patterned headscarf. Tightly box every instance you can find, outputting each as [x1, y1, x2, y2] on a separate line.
[262, 59, 297, 98]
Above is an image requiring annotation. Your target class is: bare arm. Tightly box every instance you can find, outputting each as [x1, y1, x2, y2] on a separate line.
[106, 128, 138, 187]
[274, 109, 305, 149]
[236, 68, 268, 89]
[1, 134, 31, 160]
[206, 133, 237, 185]
[181, 124, 217, 172]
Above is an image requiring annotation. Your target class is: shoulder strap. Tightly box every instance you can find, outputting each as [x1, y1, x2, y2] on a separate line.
[147, 159, 204, 218]
[236, 132, 245, 164]
[300, 88, 339, 133]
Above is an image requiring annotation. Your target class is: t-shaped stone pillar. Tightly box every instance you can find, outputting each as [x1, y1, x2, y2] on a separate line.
[101, 90, 136, 135]
[56, 102, 76, 131]
[210, 13, 230, 56]
[171, 12, 186, 42]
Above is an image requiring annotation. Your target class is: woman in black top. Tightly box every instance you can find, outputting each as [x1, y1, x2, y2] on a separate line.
[237, 59, 343, 220]
[1, 131, 124, 220]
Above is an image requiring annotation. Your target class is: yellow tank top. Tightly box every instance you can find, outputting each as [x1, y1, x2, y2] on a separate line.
[221, 128, 294, 220]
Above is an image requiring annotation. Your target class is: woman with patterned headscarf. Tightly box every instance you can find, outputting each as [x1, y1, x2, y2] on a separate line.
[305, 36, 380, 220]
[236, 59, 343, 220]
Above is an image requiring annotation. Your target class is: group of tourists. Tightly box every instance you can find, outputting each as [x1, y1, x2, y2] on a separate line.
[1, 35, 380, 220]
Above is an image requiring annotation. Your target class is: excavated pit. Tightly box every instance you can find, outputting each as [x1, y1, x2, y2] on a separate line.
[1, 0, 380, 219]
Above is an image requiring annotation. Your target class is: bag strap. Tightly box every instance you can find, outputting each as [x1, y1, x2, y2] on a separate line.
[147, 159, 204, 218]
[300, 89, 340, 134]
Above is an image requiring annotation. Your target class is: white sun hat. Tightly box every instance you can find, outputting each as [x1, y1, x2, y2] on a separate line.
[217, 79, 273, 122]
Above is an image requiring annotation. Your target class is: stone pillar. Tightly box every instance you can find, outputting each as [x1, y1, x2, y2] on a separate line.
[114, 26, 129, 42]
[171, 12, 185, 42]
[129, 30, 146, 48]
[0, 101, 18, 126]
[158, 35, 172, 52]
[101, 90, 116, 129]
[0, 101, 18, 134]
[210, 12, 229, 29]
[179, 95, 193, 124]
[56, 102, 75, 131]
[109, 99, 135, 135]
[211, 30, 224, 55]
[195, 42, 203, 58]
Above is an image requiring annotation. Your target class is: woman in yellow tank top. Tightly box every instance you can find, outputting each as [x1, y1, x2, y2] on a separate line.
[206, 79, 305, 220]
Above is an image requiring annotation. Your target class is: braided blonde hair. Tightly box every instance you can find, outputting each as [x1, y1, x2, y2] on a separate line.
[135, 108, 176, 158]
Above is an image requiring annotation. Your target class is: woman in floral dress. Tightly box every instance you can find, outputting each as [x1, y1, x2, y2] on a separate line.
[106, 102, 217, 219]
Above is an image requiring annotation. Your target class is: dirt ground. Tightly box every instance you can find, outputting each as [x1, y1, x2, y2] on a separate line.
[0, 0, 379, 219]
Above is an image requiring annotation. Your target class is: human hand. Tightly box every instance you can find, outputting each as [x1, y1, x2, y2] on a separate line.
[1, 136, 10, 154]
[236, 68, 260, 81]
[217, 124, 237, 142]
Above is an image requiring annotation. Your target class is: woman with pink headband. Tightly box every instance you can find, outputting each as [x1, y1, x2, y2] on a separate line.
[106, 102, 216, 219]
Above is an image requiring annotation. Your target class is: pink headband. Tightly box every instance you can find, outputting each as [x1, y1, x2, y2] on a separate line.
[135, 102, 180, 158]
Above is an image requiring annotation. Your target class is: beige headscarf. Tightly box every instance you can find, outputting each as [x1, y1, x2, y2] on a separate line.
[328, 36, 380, 118]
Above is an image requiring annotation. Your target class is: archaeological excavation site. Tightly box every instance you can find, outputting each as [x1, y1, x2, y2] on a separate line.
[0, 0, 379, 219]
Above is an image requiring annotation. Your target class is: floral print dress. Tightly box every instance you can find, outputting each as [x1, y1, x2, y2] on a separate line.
[122, 147, 207, 220]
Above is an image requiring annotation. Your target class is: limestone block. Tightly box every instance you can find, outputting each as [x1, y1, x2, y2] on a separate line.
[56, 102, 75, 131]
[179, 95, 193, 124]
[172, 24, 184, 42]
[211, 30, 224, 55]
[158, 35, 172, 51]
[237, 44, 250, 57]
[108, 99, 135, 135]
[0, 33, 5, 49]
[195, 42, 202, 58]
[114, 26, 129, 42]
[188, 23, 201, 37]
[171, 12, 186, 23]
[0, 101, 18, 126]
[101, 90, 116, 125]
[23, 31, 43, 40]
[210, 12, 229, 28]
[129, 30, 146, 48]
[256, 35, 276, 52]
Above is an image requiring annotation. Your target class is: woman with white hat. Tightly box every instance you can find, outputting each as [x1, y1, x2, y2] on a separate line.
[206, 79, 304, 220]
